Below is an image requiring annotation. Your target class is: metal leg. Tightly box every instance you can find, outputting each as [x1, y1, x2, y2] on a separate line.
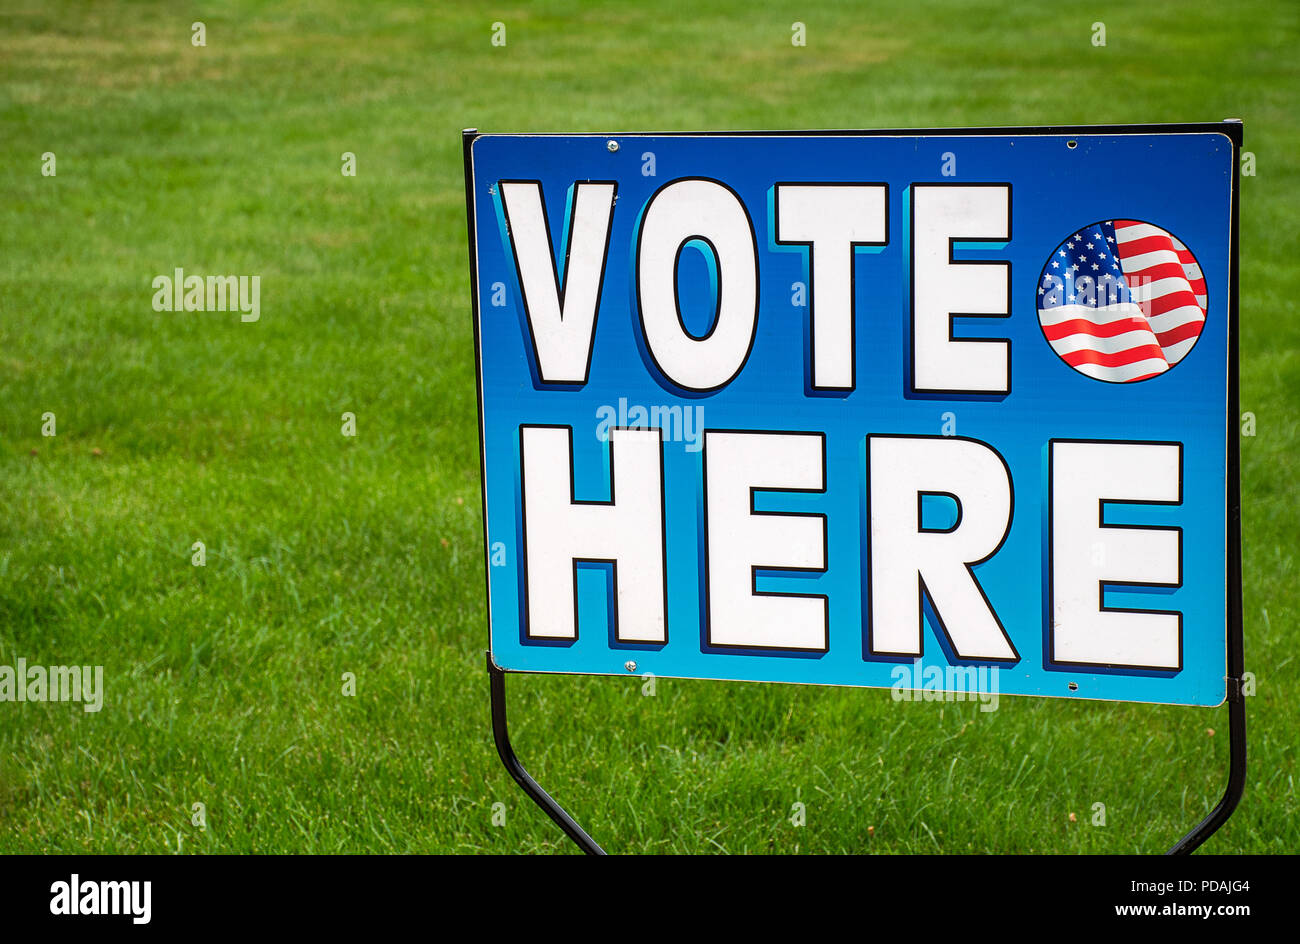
[488, 646, 1242, 855]
[487, 652, 606, 855]
[1167, 681, 1247, 854]
[1170, 117, 1249, 857]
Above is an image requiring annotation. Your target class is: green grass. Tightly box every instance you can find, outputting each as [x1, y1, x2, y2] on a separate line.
[0, 0, 1297, 853]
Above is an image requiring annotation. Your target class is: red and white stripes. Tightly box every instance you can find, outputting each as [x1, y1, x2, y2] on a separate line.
[1038, 221, 1207, 383]
[1113, 219, 1207, 367]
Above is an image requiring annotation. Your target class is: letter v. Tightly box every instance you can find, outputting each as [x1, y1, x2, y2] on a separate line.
[500, 180, 616, 384]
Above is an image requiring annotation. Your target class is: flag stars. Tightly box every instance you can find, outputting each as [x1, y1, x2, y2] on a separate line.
[1044, 223, 1142, 312]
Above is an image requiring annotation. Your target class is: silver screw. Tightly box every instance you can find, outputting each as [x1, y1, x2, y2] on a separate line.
[624, 660, 637, 673]
[606, 139, 619, 153]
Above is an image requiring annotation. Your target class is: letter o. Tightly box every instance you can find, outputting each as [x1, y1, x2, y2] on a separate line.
[636, 179, 758, 391]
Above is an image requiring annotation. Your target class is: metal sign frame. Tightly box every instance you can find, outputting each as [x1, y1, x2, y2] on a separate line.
[462, 122, 1246, 855]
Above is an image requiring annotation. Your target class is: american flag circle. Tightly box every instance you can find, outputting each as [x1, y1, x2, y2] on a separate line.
[1036, 220, 1207, 383]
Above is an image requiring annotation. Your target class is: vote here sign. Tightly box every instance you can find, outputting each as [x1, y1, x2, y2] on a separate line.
[463, 126, 1239, 707]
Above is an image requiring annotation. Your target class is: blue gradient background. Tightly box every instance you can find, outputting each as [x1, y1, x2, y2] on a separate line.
[469, 132, 1232, 706]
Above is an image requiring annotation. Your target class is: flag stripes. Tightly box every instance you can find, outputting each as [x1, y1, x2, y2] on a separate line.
[1037, 220, 1207, 383]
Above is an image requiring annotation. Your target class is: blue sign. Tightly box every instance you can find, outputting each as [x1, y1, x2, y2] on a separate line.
[465, 128, 1236, 707]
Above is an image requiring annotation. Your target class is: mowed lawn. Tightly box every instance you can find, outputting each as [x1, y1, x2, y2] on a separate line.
[0, 0, 1296, 854]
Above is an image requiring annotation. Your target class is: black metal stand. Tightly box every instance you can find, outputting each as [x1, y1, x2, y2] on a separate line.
[489, 648, 1246, 855]
[487, 652, 606, 855]
[1168, 116, 1247, 854]
[1167, 679, 1246, 854]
